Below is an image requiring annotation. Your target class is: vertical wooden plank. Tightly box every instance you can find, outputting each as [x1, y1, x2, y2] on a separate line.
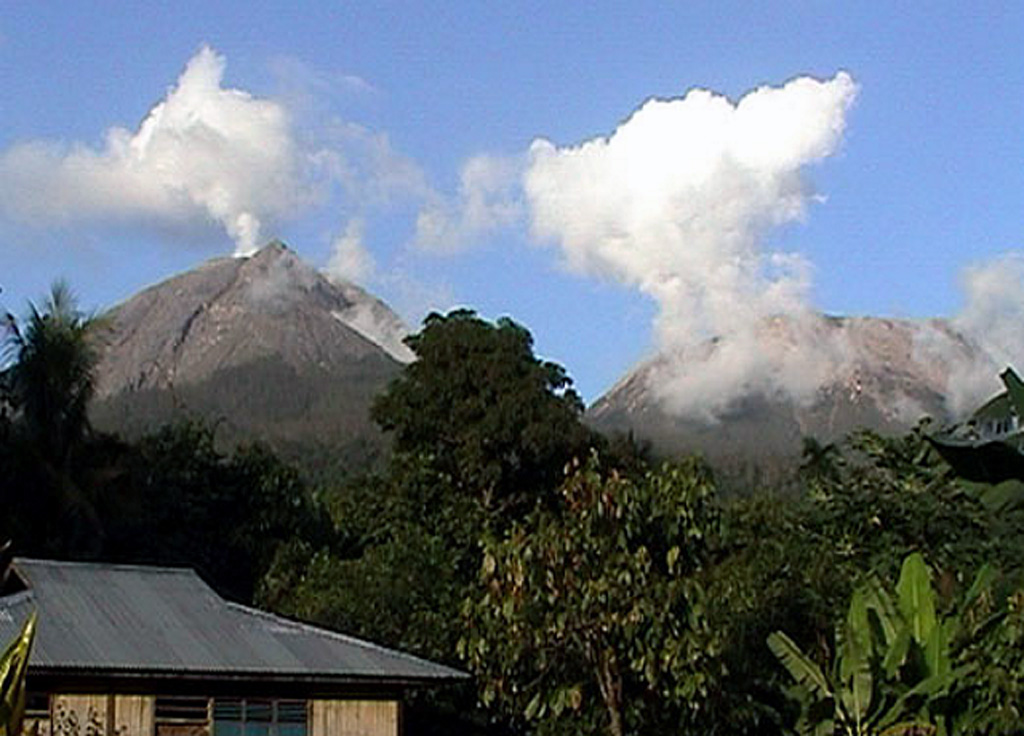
[310, 701, 397, 736]
[112, 695, 155, 736]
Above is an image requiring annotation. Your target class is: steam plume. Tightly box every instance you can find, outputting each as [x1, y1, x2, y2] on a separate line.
[523, 73, 857, 417]
[913, 253, 1024, 416]
[326, 218, 375, 283]
[0, 46, 313, 255]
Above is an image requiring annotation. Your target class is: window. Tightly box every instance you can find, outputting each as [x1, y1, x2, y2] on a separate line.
[213, 700, 306, 736]
[156, 696, 211, 736]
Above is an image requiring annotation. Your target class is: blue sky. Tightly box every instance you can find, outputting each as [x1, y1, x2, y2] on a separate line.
[1, 2, 1022, 402]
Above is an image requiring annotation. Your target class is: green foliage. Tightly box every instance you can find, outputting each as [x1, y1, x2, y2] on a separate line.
[804, 428, 1004, 582]
[113, 421, 328, 602]
[701, 425, 1022, 736]
[460, 457, 720, 736]
[0, 613, 35, 736]
[948, 590, 1024, 735]
[2, 281, 104, 468]
[372, 309, 591, 518]
[262, 523, 463, 661]
[257, 450, 495, 736]
[704, 494, 847, 735]
[264, 310, 598, 663]
[768, 553, 992, 736]
[1, 281, 111, 555]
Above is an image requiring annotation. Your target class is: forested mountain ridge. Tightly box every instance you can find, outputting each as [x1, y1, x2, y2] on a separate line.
[89, 242, 407, 474]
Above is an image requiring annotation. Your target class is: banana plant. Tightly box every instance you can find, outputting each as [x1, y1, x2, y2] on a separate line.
[768, 553, 988, 736]
[0, 613, 36, 736]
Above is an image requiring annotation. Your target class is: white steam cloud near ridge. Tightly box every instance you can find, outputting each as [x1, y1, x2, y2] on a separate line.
[0, 46, 315, 255]
[522, 72, 859, 418]
[325, 218, 375, 283]
[912, 253, 1024, 416]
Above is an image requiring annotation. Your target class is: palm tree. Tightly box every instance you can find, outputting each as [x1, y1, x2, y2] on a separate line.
[3, 281, 102, 469]
[2, 281, 107, 555]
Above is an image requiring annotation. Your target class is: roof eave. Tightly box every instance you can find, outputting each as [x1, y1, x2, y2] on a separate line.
[28, 665, 468, 688]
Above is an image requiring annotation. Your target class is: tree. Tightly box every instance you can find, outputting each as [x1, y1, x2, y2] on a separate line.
[372, 309, 591, 519]
[696, 423, 1023, 736]
[1, 281, 107, 555]
[260, 451, 475, 660]
[2, 281, 103, 469]
[952, 590, 1024, 734]
[460, 457, 721, 736]
[116, 421, 328, 602]
[263, 310, 622, 735]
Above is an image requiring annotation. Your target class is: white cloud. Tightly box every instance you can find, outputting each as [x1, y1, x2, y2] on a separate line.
[325, 218, 375, 283]
[0, 46, 318, 255]
[522, 72, 857, 416]
[910, 252, 1024, 416]
[954, 254, 1024, 369]
[314, 122, 432, 210]
[414, 153, 524, 252]
[267, 54, 378, 107]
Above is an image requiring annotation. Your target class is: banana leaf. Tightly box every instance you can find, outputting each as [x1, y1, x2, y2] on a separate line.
[0, 613, 36, 736]
[896, 553, 936, 648]
[767, 631, 833, 702]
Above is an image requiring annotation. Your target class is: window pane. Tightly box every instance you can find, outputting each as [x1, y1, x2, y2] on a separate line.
[275, 703, 306, 725]
[213, 700, 243, 722]
[244, 723, 269, 736]
[214, 723, 242, 736]
[245, 701, 272, 723]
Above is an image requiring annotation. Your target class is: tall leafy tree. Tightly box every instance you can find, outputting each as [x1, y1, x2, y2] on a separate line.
[265, 311, 604, 735]
[461, 457, 721, 736]
[372, 309, 592, 518]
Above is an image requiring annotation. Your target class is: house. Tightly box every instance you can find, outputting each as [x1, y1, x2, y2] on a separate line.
[0, 559, 466, 736]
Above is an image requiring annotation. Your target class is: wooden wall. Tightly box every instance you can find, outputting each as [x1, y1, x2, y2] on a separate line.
[27, 695, 399, 736]
[310, 700, 398, 736]
[43, 694, 154, 736]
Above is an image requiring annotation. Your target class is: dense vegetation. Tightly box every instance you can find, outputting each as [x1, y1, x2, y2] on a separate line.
[4, 284, 1024, 734]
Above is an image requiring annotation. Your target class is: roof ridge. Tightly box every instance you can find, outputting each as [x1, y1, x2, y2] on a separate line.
[222, 602, 466, 678]
[15, 558, 200, 576]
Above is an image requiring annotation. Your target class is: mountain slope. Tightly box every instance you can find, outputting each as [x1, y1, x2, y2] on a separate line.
[588, 314, 979, 488]
[90, 242, 406, 473]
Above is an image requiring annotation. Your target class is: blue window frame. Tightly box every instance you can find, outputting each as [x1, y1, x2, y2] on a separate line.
[212, 699, 306, 736]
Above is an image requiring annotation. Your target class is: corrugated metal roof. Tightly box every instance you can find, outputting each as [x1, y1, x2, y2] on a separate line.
[0, 559, 464, 684]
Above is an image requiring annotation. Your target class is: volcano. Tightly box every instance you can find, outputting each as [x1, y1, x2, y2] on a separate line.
[90, 242, 407, 474]
[587, 314, 986, 489]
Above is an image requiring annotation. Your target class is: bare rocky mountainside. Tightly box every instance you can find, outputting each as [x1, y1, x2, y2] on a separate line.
[90, 242, 408, 475]
[587, 314, 983, 490]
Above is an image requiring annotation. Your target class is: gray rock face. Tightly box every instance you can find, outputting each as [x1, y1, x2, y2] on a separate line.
[587, 314, 979, 487]
[91, 242, 406, 474]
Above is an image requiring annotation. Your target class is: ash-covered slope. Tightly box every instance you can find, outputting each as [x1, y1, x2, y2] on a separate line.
[588, 315, 979, 486]
[91, 242, 407, 472]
